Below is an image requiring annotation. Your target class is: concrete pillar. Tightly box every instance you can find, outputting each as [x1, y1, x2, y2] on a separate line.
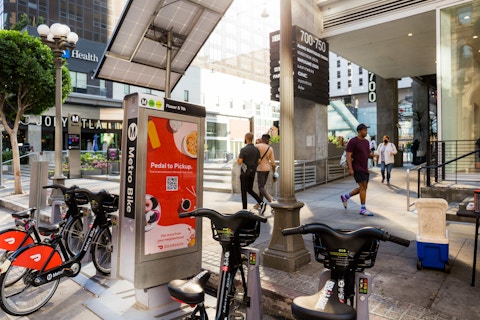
[263, 0, 311, 272]
[376, 76, 401, 166]
[412, 79, 430, 154]
[27, 115, 42, 154]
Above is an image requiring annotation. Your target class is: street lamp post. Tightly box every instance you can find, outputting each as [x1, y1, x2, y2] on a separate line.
[37, 23, 78, 200]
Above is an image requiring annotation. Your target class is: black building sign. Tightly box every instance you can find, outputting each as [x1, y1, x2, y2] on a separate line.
[270, 26, 329, 105]
[368, 72, 376, 103]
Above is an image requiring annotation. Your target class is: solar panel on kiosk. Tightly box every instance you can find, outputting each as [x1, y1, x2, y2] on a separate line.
[95, 0, 234, 92]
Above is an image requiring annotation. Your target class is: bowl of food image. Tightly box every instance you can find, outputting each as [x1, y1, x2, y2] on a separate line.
[183, 131, 198, 158]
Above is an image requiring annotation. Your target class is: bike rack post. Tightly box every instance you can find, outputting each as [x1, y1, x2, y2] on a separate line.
[355, 272, 372, 319]
[241, 247, 263, 319]
[50, 200, 65, 224]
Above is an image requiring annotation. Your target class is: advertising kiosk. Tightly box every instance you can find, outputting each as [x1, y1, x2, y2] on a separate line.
[116, 93, 205, 308]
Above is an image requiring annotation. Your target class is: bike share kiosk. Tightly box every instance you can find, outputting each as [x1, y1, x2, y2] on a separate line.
[115, 93, 205, 309]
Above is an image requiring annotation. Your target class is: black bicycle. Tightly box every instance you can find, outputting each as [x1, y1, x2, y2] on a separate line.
[0, 188, 118, 316]
[168, 208, 267, 320]
[282, 223, 410, 320]
[0, 184, 85, 264]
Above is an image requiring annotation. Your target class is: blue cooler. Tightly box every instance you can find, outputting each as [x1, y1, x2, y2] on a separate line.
[416, 233, 449, 271]
[415, 198, 450, 273]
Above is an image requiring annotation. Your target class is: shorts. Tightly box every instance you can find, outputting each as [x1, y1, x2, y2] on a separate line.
[354, 171, 369, 183]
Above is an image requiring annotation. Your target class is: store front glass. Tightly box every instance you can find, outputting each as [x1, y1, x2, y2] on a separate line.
[439, 0, 480, 141]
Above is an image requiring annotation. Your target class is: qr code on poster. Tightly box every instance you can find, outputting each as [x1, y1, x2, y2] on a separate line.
[166, 176, 178, 191]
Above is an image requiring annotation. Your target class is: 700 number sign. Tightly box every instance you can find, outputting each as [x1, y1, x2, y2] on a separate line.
[368, 72, 376, 103]
[299, 29, 327, 53]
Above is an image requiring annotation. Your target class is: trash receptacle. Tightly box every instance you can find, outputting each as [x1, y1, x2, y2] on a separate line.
[415, 198, 450, 273]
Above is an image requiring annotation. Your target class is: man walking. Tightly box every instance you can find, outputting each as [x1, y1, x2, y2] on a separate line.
[238, 132, 264, 211]
[255, 134, 276, 215]
[340, 124, 375, 216]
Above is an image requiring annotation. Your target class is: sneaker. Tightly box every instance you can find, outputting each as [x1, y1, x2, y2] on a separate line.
[259, 202, 267, 216]
[253, 204, 260, 209]
[381, 177, 385, 183]
[359, 209, 374, 216]
[340, 195, 348, 209]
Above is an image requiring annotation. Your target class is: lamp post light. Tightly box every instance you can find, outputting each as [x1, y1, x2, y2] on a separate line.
[37, 23, 78, 199]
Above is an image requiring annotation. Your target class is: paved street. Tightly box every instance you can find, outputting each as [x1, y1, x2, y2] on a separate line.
[0, 166, 478, 319]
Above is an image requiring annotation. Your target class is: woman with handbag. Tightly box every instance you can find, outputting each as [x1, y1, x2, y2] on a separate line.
[375, 135, 398, 184]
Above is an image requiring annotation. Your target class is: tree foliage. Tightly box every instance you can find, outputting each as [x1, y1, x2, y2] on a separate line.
[11, 13, 45, 30]
[0, 30, 72, 193]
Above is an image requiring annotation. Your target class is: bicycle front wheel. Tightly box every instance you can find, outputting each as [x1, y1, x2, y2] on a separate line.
[91, 227, 112, 275]
[63, 217, 84, 256]
[0, 265, 59, 316]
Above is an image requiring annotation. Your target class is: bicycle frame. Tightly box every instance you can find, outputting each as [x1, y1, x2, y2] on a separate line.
[169, 209, 266, 320]
[0, 214, 102, 283]
[0, 189, 115, 282]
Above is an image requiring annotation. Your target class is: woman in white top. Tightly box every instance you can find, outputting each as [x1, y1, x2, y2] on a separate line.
[375, 135, 397, 184]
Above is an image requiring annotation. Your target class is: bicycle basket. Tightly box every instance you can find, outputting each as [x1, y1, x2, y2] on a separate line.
[313, 231, 380, 269]
[103, 194, 119, 213]
[211, 220, 260, 247]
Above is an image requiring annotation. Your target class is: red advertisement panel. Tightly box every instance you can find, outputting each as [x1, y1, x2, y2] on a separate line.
[144, 116, 198, 254]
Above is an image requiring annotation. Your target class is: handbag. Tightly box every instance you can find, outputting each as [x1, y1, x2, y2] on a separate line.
[339, 151, 348, 169]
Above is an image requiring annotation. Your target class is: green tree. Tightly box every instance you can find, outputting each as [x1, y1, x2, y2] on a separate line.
[11, 13, 45, 30]
[0, 30, 72, 194]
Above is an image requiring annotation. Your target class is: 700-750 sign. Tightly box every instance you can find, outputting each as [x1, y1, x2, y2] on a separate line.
[298, 29, 327, 53]
[368, 72, 376, 103]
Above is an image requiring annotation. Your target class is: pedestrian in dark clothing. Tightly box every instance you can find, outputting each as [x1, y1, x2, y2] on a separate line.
[411, 139, 420, 164]
[238, 132, 263, 210]
[340, 124, 375, 216]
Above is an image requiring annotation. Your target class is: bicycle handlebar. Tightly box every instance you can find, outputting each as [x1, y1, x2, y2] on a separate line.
[43, 184, 80, 195]
[282, 223, 410, 247]
[179, 208, 267, 223]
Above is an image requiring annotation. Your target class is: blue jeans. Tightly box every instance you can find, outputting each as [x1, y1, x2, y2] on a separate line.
[381, 162, 394, 182]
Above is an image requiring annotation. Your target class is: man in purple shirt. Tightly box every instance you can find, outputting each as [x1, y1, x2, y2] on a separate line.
[340, 124, 375, 216]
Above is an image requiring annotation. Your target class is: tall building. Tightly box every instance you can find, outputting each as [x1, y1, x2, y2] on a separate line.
[0, 0, 126, 43]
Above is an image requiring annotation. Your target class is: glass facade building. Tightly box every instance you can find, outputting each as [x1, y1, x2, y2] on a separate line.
[439, 0, 480, 142]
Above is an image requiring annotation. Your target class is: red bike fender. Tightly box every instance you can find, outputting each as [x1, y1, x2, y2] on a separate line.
[11, 244, 63, 271]
[0, 229, 34, 251]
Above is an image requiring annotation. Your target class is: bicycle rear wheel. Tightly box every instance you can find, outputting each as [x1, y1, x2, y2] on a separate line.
[0, 265, 59, 316]
[63, 217, 84, 256]
[91, 227, 112, 275]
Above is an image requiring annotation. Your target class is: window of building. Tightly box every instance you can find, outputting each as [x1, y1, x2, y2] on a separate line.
[124, 85, 130, 95]
[337, 71, 341, 78]
[337, 60, 340, 68]
[359, 67, 363, 75]
[359, 78, 363, 86]
[206, 122, 228, 137]
[99, 80, 106, 96]
[70, 71, 87, 93]
[184, 90, 189, 102]
[337, 81, 341, 89]
[348, 69, 351, 77]
[348, 80, 352, 88]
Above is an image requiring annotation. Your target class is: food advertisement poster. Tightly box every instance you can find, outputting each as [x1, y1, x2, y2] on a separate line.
[144, 116, 198, 255]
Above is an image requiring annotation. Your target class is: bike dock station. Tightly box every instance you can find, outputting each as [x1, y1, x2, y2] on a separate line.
[111, 93, 206, 315]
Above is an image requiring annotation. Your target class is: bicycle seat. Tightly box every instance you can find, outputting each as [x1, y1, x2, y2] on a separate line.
[37, 223, 61, 235]
[292, 281, 356, 320]
[168, 270, 210, 305]
[11, 208, 35, 219]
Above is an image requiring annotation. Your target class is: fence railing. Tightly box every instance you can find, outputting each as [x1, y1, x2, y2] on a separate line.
[424, 140, 479, 186]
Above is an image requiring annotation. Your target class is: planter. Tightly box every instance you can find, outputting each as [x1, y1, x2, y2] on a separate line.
[81, 169, 102, 176]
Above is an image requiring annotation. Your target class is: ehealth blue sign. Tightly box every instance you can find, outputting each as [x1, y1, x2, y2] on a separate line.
[62, 50, 71, 59]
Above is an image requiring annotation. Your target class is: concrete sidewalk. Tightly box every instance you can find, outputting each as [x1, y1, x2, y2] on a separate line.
[0, 166, 479, 319]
